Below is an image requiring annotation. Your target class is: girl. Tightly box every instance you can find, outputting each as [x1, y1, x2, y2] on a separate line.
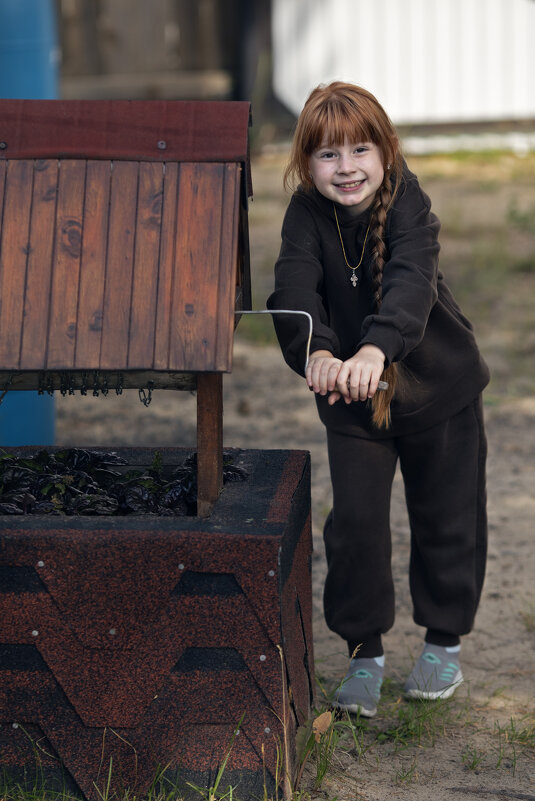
[267, 82, 489, 717]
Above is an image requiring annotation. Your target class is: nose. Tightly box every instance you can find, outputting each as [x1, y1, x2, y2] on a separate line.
[338, 153, 356, 173]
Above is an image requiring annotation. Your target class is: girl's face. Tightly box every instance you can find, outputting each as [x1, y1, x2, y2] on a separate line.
[308, 139, 385, 214]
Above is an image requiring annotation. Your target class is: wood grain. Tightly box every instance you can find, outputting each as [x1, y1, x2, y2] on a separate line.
[196, 372, 223, 516]
[170, 162, 225, 372]
[0, 160, 34, 368]
[99, 161, 138, 369]
[214, 163, 240, 369]
[46, 160, 86, 369]
[20, 160, 58, 369]
[128, 162, 164, 368]
[153, 162, 179, 370]
[75, 160, 111, 368]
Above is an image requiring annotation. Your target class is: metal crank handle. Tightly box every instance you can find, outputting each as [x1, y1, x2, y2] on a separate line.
[234, 310, 389, 390]
[347, 379, 389, 391]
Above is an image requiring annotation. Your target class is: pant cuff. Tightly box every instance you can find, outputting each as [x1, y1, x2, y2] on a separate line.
[425, 629, 461, 647]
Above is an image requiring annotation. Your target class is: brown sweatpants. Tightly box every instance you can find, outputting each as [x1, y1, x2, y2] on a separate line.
[323, 397, 488, 658]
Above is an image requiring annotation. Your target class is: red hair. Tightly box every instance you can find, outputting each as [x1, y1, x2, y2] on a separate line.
[284, 81, 403, 196]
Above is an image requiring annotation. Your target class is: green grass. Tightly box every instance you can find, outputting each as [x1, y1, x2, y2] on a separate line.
[3, 695, 535, 801]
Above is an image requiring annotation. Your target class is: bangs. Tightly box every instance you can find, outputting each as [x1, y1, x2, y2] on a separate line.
[284, 81, 400, 192]
[305, 101, 378, 153]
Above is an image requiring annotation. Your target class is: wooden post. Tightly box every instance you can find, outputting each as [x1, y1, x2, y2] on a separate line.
[196, 373, 223, 516]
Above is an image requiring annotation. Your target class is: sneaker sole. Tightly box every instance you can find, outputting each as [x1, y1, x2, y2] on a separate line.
[404, 671, 463, 701]
[331, 699, 377, 718]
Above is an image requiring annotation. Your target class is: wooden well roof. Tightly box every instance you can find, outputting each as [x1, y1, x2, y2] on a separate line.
[0, 100, 252, 384]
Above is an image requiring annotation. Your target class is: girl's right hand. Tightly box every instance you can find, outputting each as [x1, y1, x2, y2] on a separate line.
[305, 350, 343, 396]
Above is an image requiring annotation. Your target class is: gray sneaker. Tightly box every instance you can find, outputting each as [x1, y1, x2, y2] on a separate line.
[404, 644, 463, 700]
[332, 657, 384, 717]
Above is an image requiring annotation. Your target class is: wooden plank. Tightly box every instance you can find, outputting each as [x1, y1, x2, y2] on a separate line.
[169, 163, 225, 372]
[127, 162, 164, 368]
[99, 162, 138, 369]
[0, 161, 6, 231]
[0, 160, 34, 369]
[0, 100, 251, 169]
[214, 163, 241, 370]
[46, 160, 86, 369]
[153, 162, 179, 370]
[74, 160, 111, 368]
[196, 372, 223, 517]
[0, 161, 7, 364]
[20, 160, 59, 369]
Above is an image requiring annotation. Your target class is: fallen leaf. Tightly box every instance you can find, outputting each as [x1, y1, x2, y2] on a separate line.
[312, 710, 332, 742]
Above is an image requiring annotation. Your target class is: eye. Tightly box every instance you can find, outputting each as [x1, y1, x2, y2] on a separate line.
[353, 146, 368, 154]
[318, 150, 337, 159]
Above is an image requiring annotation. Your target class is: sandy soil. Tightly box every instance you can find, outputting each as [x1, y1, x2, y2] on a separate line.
[55, 340, 535, 801]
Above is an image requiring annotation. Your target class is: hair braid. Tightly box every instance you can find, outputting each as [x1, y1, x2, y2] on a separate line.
[368, 173, 398, 429]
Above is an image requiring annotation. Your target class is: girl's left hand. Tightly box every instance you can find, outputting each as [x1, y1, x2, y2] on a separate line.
[329, 344, 386, 405]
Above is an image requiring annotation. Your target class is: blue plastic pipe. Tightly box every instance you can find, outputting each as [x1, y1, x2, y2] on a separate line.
[0, 0, 59, 445]
[0, 0, 59, 97]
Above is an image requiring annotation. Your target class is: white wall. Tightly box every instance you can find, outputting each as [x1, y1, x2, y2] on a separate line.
[272, 0, 535, 124]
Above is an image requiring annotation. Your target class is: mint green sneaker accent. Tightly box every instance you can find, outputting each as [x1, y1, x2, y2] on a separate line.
[422, 652, 441, 665]
[332, 657, 384, 717]
[404, 644, 463, 700]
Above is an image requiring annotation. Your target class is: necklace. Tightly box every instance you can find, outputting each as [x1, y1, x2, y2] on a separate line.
[333, 203, 370, 287]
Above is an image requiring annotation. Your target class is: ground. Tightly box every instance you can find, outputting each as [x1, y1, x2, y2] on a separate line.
[55, 149, 535, 801]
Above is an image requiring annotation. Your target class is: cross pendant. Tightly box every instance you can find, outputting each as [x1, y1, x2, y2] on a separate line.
[350, 273, 358, 287]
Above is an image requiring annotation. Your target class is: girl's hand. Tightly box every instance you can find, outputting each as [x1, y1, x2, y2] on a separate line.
[334, 345, 386, 405]
[306, 350, 343, 396]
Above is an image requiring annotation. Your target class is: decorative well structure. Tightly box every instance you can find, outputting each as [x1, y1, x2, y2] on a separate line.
[0, 100, 314, 799]
[0, 99, 252, 515]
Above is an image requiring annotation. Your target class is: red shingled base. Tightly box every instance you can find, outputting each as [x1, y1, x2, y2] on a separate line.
[0, 448, 313, 800]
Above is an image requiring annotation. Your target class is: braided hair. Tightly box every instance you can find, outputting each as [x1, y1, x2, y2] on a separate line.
[367, 166, 401, 428]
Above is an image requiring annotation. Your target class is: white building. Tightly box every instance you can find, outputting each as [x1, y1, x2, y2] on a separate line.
[272, 0, 535, 126]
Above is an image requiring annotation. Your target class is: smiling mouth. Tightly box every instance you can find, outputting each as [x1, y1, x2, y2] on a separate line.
[336, 179, 365, 189]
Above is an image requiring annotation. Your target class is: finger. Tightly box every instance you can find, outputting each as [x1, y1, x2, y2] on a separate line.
[327, 390, 341, 405]
[345, 371, 367, 401]
[327, 362, 342, 392]
[358, 376, 371, 402]
[347, 371, 371, 402]
[318, 360, 336, 395]
[335, 364, 351, 398]
[367, 373, 381, 398]
[307, 360, 325, 393]
[314, 360, 338, 395]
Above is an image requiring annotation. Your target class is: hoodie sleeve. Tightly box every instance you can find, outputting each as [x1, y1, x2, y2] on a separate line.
[267, 195, 341, 376]
[357, 176, 441, 364]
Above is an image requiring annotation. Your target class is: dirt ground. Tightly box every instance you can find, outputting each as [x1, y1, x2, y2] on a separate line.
[54, 150, 535, 800]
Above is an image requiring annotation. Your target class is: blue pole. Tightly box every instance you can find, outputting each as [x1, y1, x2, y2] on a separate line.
[0, 0, 58, 445]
